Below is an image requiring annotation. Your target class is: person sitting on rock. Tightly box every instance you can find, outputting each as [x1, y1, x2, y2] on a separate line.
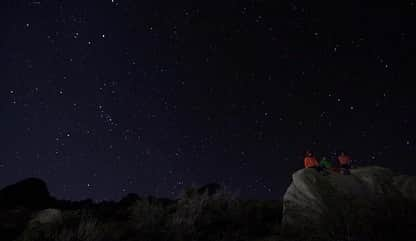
[338, 151, 352, 174]
[304, 150, 327, 173]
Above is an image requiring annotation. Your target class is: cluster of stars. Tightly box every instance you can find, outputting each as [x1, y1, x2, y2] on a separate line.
[0, 0, 414, 201]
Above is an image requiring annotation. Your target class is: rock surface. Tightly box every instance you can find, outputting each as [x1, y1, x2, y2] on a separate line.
[30, 209, 63, 225]
[281, 166, 416, 239]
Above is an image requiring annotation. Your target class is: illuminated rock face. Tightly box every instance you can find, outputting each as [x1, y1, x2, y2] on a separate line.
[281, 166, 416, 240]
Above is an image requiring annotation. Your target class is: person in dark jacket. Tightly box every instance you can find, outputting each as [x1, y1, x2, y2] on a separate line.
[338, 152, 352, 175]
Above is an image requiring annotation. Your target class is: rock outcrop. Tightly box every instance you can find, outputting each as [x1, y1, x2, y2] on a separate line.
[30, 209, 63, 225]
[282, 166, 416, 240]
[0, 178, 54, 209]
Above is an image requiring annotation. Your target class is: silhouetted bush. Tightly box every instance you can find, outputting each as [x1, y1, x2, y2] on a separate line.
[169, 185, 281, 241]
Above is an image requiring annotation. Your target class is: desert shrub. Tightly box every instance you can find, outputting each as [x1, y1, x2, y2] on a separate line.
[127, 198, 169, 240]
[129, 199, 166, 230]
[14, 186, 283, 241]
[238, 200, 282, 236]
[169, 186, 281, 241]
[169, 186, 233, 240]
[18, 210, 110, 241]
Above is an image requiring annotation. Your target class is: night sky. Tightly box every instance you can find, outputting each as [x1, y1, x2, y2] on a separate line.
[1, 0, 415, 200]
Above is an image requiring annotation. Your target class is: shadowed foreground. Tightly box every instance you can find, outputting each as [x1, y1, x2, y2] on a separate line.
[1, 166, 416, 241]
[0, 180, 282, 241]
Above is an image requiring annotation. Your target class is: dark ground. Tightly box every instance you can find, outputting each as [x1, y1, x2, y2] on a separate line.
[1, 177, 416, 241]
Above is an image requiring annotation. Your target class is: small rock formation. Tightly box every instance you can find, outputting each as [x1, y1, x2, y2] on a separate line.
[281, 166, 416, 240]
[30, 209, 63, 225]
[0, 178, 54, 209]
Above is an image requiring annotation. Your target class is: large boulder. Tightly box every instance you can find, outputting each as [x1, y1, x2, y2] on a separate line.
[0, 178, 54, 209]
[281, 166, 416, 240]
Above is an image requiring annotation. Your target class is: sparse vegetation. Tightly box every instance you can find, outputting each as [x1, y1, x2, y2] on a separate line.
[6, 185, 282, 241]
[1, 176, 416, 241]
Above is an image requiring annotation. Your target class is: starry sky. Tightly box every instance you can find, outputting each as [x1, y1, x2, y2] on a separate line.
[0, 0, 415, 200]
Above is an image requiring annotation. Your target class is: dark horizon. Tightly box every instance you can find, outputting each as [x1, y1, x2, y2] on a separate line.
[1, 0, 415, 201]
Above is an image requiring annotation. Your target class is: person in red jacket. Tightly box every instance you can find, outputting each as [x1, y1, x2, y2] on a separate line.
[304, 150, 330, 175]
[304, 150, 319, 168]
